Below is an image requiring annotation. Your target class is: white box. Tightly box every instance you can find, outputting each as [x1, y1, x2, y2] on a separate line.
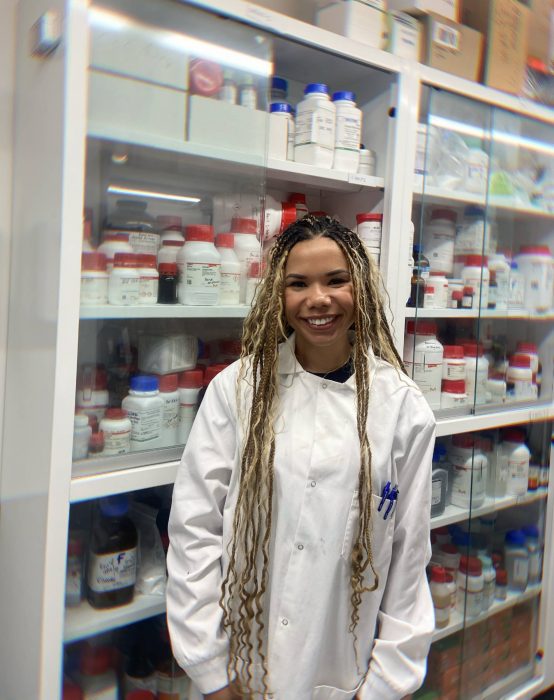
[387, 0, 458, 21]
[88, 69, 186, 142]
[187, 95, 267, 155]
[316, 0, 387, 49]
[138, 333, 198, 375]
[387, 11, 420, 60]
[90, 22, 189, 90]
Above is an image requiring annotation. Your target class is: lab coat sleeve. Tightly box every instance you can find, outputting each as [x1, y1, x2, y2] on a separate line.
[360, 390, 436, 700]
[166, 373, 237, 695]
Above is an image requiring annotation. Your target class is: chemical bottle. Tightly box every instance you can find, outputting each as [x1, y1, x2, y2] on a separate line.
[216, 233, 241, 305]
[76, 365, 109, 422]
[403, 321, 443, 409]
[177, 225, 221, 306]
[456, 555, 483, 618]
[431, 466, 448, 517]
[79, 645, 118, 700]
[87, 495, 137, 609]
[522, 524, 541, 584]
[105, 199, 159, 256]
[408, 244, 430, 307]
[158, 374, 180, 448]
[332, 90, 361, 172]
[430, 565, 450, 629]
[501, 429, 530, 497]
[230, 217, 261, 303]
[270, 102, 295, 160]
[178, 369, 204, 444]
[124, 645, 157, 696]
[289, 192, 309, 219]
[294, 83, 336, 168]
[122, 375, 164, 451]
[157, 263, 179, 304]
[504, 530, 529, 592]
[99, 408, 132, 456]
[479, 554, 496, 611]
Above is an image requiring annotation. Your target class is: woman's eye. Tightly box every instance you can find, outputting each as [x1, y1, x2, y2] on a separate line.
[287, 280, 306, 288]
[330, 278, 349, 286]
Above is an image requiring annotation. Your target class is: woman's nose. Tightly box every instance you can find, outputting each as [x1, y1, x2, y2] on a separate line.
[306, 285, 331, 307]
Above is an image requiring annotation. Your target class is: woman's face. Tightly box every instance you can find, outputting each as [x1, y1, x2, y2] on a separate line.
[284, 236, 354, 358]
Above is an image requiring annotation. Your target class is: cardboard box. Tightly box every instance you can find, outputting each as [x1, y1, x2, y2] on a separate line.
[316, 0, 387, 48]
[387, 0, 459, 21]
[387, 11, 421, 60]
[419, 13, 484, 81]
[462, 0, 530, 94]
[526, 0, 554, 71]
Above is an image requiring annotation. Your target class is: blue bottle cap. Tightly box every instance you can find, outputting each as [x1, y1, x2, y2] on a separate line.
[332, 90, 356, 102]
[130, 374, 159, 392]
[304, 83, 329, 95]
[99, 494, 129, 517]
[505, 529, 526, 546]
[271, 76, 288, 93]
[453, 532, 471, 548]
[464, 206, 485, 217]
[522, 524, 539, 539]
[510, 261, 519, 270]
[432, 443, 447, 461]
[270, 102, 293, 114]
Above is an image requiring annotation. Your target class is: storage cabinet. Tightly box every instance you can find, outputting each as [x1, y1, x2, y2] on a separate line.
[1, 0, 553, 698]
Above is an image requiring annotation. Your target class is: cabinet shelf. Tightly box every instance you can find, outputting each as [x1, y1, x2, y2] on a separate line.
[435, 402, 554, 437]
[405, 308, 554, 320]
[431, 489, 548, 530]
[432, 583, 542, 643]
[64, 594, 166, 643]
[79, 303, 251, 320]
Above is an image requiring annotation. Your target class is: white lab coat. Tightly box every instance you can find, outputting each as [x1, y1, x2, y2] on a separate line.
[167, 334, 436, 700]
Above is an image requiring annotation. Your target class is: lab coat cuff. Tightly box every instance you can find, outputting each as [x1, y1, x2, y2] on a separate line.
[359, 670, 402, 700]
[182, 651, 230, 694]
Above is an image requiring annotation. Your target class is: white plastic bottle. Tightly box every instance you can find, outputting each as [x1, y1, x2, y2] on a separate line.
[479, 555, 496, 611]
[506, 354, 533, 402]
[488, 253, 510, 310]
[108, 253, 140, 306]
[177, 225, 221, 306]
[509, 261, 525, 309]
[501, 429, 530, 496]
[403, 321, 443, 409]
[440, 379, 468, 409]
[522, 525, 541, 585]
[230, 217, 261, 303]
[97, 233, 133, 272]
[504, 530, 529, 592]
[99, 408, 132, 456]
[449, 434, 487, 509]
[122, 375, 164, 452]
[464, 342, 489, 406]
[456, 555, 484, 618]
[515, 245, 554, 314]
[216, 233, 241, 305]
[423, 208, 457, 275]
[81, 252, 109, 306]
[270, 102, 295, 160]
[430, 565, 450, 629]
[442, 345, 466, 380]
[332, 90, 361, 172]
[289, 192, 309, 220]
[358, 146, 375, 175]
[178, 369, 204, 444]
[157, 373, 180, 448]
[137, 254, 159, 305]
[76, 365, 109, 422]
[426, 274, 448, 309]
[516, 341, 540, 381]
[158, 240, 184, 266]
[294, 83, 336, 168]
[462, 255, 489, 309]
[73, 414, 92, 460]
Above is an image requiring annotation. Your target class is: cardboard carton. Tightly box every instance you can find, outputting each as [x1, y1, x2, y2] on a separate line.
[419, 12, 484, 81]
[388, 0, 459, 21]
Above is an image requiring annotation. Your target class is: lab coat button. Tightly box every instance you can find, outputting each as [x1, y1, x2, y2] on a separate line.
[310, 481, 316, 487]
[322, 382, 327, 389]
[282, 618, 289, 626]
[297, 544, 304, 550]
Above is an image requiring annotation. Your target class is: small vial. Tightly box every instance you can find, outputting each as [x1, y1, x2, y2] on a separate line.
[495, 568, 508, 600]
[239, 76, 257, 109]
[450, 290, 463, 309]
[462, 286, 474, 309]
[157, 263, 178, 304]
[219, 69, 237, 104]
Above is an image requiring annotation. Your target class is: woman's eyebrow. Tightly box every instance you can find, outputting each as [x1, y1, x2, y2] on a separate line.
[285, 269, 350, 280]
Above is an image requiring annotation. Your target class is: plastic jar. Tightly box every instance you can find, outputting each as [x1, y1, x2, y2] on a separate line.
[122, 375, 164, 451]
[488, 253, 510, 310]
[157, 374, 180, 448]
[465, 148, 489, 194]
[178, 369, 204, 444]
[87, 495, 138, 609]
[516, 341, 539, 380]
[495, 569, 508, 600]
[423, 209, 457, 275]
[288, 192, 309, 220]
[528, 462, 540, 491]
[431, 466, 448, 517]
[506, 354, 533, 402]
[230, 217, 261, 303]
[108, 253, 141, 306]
[504, 530, 529, 592]
[216, 233, 241, 305]
[480, 555, 496, 611]
[73, 414, 92, 460]
[262, 196, 297, 242]
[501, 429, 530, 497]
[332, 91, 361, 172]
[358, 147, 376, 175]
[455, 206, 486, 256]
[157, 263, 178, 304]
[270, 76, 288, 102]
[464, 343, 489, 405]
[157, 240, 184, 266]
[177, 225, 221, 306]
[442, 346, 466, 380]
[356, 213, 382, 248]
[450, 434, 487, 509]
[456, 555, 484, 618]
[424, 285, 435, 308]
[270, 102, 295, 160]
[137, 254, 159, 305]
[462, 255, 489, 309]
[294, 83, 336, 169]
[522, 525, 541, 584]
[430, 565, 450, 629]
[440, 379, 468, 409]
[515, 245, 554, 313]
[79, 645, 118, 700]
[447, 279, 464, 307]
[106, 199, 159, 256]
[486, 371, 507, 405]
[427, 274, 449, 308]
[246, 261, 264, 305]
[403, 321, 443, 409]
[509, 261, 525, 309]
[81, 253, 109, 305]
[98, 233, 133, 271]
[76, 365, 109, 422]
[157, 216, 183, 241]
[440, 544, 460, 579]
[99, 408, 132, 456]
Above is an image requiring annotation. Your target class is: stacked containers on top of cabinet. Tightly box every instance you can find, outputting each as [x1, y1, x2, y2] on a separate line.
[408, 86, 553, 699]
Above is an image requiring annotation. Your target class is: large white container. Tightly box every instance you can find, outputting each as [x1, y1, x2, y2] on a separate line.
[178, 369, 204, 444]
[488, 253, 510, 310]
[515, 245, 554, 313]
[97, 233, 133, 272]
[108, 253, 140, 306]
[455, 206, 487, 256]
[422, 208, 457, 275]
[462, 255, 489, 309]
[506, 354, 534, 402]
[332, 91, 361, 172]
[450, 434, 487, 509]
[501, 429, 530, 497]
[270, 102, 295, 160]
[73, 414, 92, 460]
[122, 375, 164, 452]
[294, 83, 336, 169]
[216, 233, 241, 305]
[137, 254, 159, 305]
[456, 555, 484, 619]
[463, 342, 489, 406]
[177, 225, 221, 306]
[316, 0, 387, 48]
[403, 321, 443, 409]
[99, 408, 132, 456]
[230, 218, 261, 303]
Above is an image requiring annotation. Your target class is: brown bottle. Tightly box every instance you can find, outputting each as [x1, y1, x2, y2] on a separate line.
[87, 495, 138, 609]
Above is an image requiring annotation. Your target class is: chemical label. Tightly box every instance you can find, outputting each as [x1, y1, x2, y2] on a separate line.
[513, 558, 529, 585]
[348, 173, 372, 186]
[335, 114, 361, 152]
[295, 108, 335, 150]
[109, 274, 140, 305]
[87, 547, 137, 592]
[127, 230, 159, 256]
[103, 429, 131, 456]
[80, 276, 108, 305]
[433, 22, 460, 51]
[220, 271, 240, 301]
[431, 478, 442, 506]
[127, 405, 163, 442]
[139, 277, 158, 302]
[163, 396, 180, 430]
[185, 261, 221, 289]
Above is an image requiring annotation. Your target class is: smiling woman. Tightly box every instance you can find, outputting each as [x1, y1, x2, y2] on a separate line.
[167, 215, 436, 700]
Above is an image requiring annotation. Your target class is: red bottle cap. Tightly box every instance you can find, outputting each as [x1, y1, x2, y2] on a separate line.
[216, 233, 235, 248]
[441, 543, 458, 555]
[356, 212, 383, 224]
[63, 682, 83, 700]
[516, 342, 538, 354]
[81, 252, 107, 271]
[158, 373, 179, 393]
[465, 254, 488, 267]
[431, 565, 447, 583]
[443, 345, 464, 359]
[89, 432, 104, 453]
[137, 254, 157, 268]
[502, 428, 526, 443]
[279, 202, 297, 233]
[492, 553, 503, 569]
[185, 225, 214, 242]
[80, 645, 113, 675]
[230, 217, 258, 234]
[203, 364, 226, 387]
[113, 252, 139, 268]
[406, 320, 437, 336]
[288, 192, 307, 205]
[430, 208, 457, 223]
[519, 245, 551, 256]
[452, 434, 475, 449]
[425, 285, 435, 293]
[441, 379, 466, 394]
[496, 569, 508, 585]
[179, 369, 204, 389]
[463, 342, 483, 358]
[452, 291, 463, 301]
[510, 353, 531, 368]
[219, 339, 242, 356]
[459, 555, 482, 576]
[104, 408, 128, 420]
[103, 232, 130, 243]
[158, 262, 178, 275]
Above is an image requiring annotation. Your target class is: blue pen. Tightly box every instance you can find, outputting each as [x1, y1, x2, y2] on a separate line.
[384, 485, 399, 520]
[378, 481, 391, 512]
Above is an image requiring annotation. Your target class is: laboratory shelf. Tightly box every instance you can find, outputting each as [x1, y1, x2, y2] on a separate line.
[79, 303, 252, 320]
[404, 308, 551, 320]
[64, 594, 166, 643]
[435, 401, 554, 437]
[481, 665, 535, 700]
[431, 584, 542, 643]
[266, 157, 384, 192]
[431, 489, 548, 530]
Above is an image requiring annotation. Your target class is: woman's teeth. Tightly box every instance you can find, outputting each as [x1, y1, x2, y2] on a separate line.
[307, 317, 334, 326]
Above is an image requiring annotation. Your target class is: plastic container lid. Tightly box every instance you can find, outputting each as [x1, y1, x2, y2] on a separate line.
[452, 434, 475, 449]
[280, 202, 298, 233]
[157, 215, 182, 229]
[158, 262, 178, 275]
[104, 408, 128, 421]
[522, 524, 539, 539]
[304, 83, 329, 95]
[519, 245, 551, 256]
[459, 555, 482, 576]
[511, 261, 519, 270]
[464, 206, 485, 217]
[157, 373, 179, 393]
[432, 443, 446, 461]
[271, 76, 288, 92]
[463, 342, 484, 358]
[219, 339, 242, 356]
[216, 233, 235, 248]
[179, 369, 204, 389]
[82, 252, 108, 271]
[332, 90, 356, 102]
[160, 239, 184, 247]
[517, 342, 538, 354]
[185, 225, 214, 243]
[452, 291, 463, 301]
[441, 379, 466, 394]
[441, 543, 458, 555]
[74, 414, 90, 428]
[137, 254, 157, 268]
[102, 232, 130, 242]
[406, 320, 437, 336]
[356, 212, 383, 224]
[130, 375, 159, 392]
[288, 192, 307, 205]
[505, 530, 526, 547]
[430, 208, 457, 223]
[509, 353, 531, 368]
[99, 494, 129, 518]
[270, 102, 293, 113]
[502, 428, 526, 444]
[231, 217, 258, 234]
[492, 552, 502, 569]
[430, 565, 447, 583]
[113, 252, 139, 268]
[443, 345, 465, 359]
[465, 254, 488, 267]
[203, 365, 226, 387]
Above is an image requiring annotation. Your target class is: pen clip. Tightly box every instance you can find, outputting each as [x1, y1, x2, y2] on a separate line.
[383, 485, 399, 520]
[378, 481, 391, 512]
